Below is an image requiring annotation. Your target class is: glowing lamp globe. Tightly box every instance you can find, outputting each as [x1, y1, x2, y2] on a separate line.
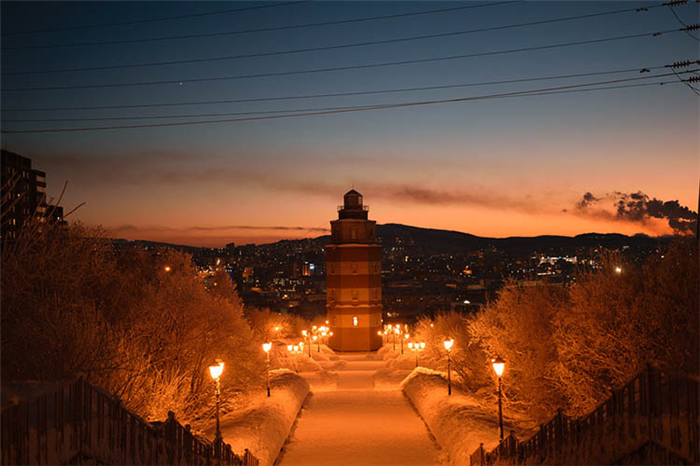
[209, 362, 223, 379]
[492, 356, 505, 377]
[263, 342, 272, 353]
[408, 342, 414, 350]
[312, 335, 318, 341]
[287, 344, 293, 352]
[443, 338, 454, 351]
[419, 342, 426, 350]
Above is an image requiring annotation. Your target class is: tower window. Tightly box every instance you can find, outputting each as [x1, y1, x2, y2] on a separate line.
[353, 316, 358, 327]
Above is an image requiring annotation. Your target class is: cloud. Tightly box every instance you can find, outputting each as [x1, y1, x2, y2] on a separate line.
[574, 191, 698, 234]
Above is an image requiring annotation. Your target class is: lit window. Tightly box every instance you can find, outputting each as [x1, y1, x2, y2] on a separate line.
[353, 316, 358, 326]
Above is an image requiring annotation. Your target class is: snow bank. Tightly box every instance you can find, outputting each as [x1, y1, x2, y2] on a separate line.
[401, 368, 531, 466]
[220, 370, 309, 466]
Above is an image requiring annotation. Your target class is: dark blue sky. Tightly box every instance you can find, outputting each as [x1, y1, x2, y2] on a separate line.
[1, 1, 698, 245]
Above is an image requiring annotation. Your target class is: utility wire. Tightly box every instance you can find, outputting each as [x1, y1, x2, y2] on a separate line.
[1, 1, 520, 50]
[666, 4, 700, 41]
[2, 70, 691, 134]
[1, 28, 683, 93]
[0, 65, 675, 120]
[2, 79, 685, 123]
[3, 5, 658, 76]
[1, 1, 311, 36]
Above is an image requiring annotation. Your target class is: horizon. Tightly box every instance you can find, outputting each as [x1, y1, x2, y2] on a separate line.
[109, 220, 680, 249]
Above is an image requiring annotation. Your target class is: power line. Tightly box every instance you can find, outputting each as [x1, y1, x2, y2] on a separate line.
[1, 28, 682, 93]
[2, 70, 692, 134]
[3, 79, 684, 123]
[3, 5, 658, 76]
[0, 65, 674, 119]
[666, 4, 700, 41]
[1, 1, 311, 36]
[0, 1, 520, 50]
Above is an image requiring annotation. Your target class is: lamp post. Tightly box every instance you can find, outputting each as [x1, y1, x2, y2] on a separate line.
[402, 333, 409, 355]
[208, 359, 224, 438]
[302, 330, 312, 357]
[444, 338, 454, 395]
[263, 343, 272, 397]
[408, 342, 426, 368]
[287, 344, 302, 373]
[492, 356, 505, 440]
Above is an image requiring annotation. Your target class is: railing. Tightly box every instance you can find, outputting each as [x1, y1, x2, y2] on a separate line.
[1, 377, 259, 466]
[337, 205, 370, 211]
[470, 366, 699, 465]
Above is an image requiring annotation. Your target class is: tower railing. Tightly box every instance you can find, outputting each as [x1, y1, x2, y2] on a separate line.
[337, 205, 370, 211]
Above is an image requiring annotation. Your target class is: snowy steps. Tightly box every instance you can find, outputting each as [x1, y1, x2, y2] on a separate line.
[276, 355, 443, 466]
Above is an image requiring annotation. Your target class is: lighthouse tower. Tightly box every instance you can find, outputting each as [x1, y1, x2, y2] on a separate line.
[326, 190, 383, 352]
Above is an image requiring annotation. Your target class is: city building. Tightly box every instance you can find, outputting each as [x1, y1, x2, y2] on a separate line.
[326, 189, 383, 351]
[1, 150, 49, 244]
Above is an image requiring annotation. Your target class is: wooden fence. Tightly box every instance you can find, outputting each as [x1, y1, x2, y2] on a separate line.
[470, 366, 699, 465]
[1, 377, 260, 465]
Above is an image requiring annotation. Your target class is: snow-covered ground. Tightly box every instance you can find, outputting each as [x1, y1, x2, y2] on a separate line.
[401, 368, 536, 465]
[277, 353, 443, 466]
[216, 370, 310, 466]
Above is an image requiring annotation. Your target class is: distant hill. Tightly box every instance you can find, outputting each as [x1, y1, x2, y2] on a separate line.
[115, 223, 670, 256]
[373, 223, 665, 255]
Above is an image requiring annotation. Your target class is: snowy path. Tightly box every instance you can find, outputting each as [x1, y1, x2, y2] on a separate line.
[276, 354, 442, 466]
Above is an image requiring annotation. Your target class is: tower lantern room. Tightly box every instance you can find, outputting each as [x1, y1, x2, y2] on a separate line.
[326, 189, 383, 352]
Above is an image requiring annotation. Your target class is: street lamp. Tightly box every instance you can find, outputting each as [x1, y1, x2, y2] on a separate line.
[393, 327, 399, 351]
[263, 343, 272, 397]
[302, 330, 312, 357]
[208, 359, 224, 437]
[492, 356, 505, 440]
[312, 334, 319, 352]
[402, 333, 409, 355]
[287, 344, 303, 373]
[408, 342, 426, 368]
[444, 338, 454, 395]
